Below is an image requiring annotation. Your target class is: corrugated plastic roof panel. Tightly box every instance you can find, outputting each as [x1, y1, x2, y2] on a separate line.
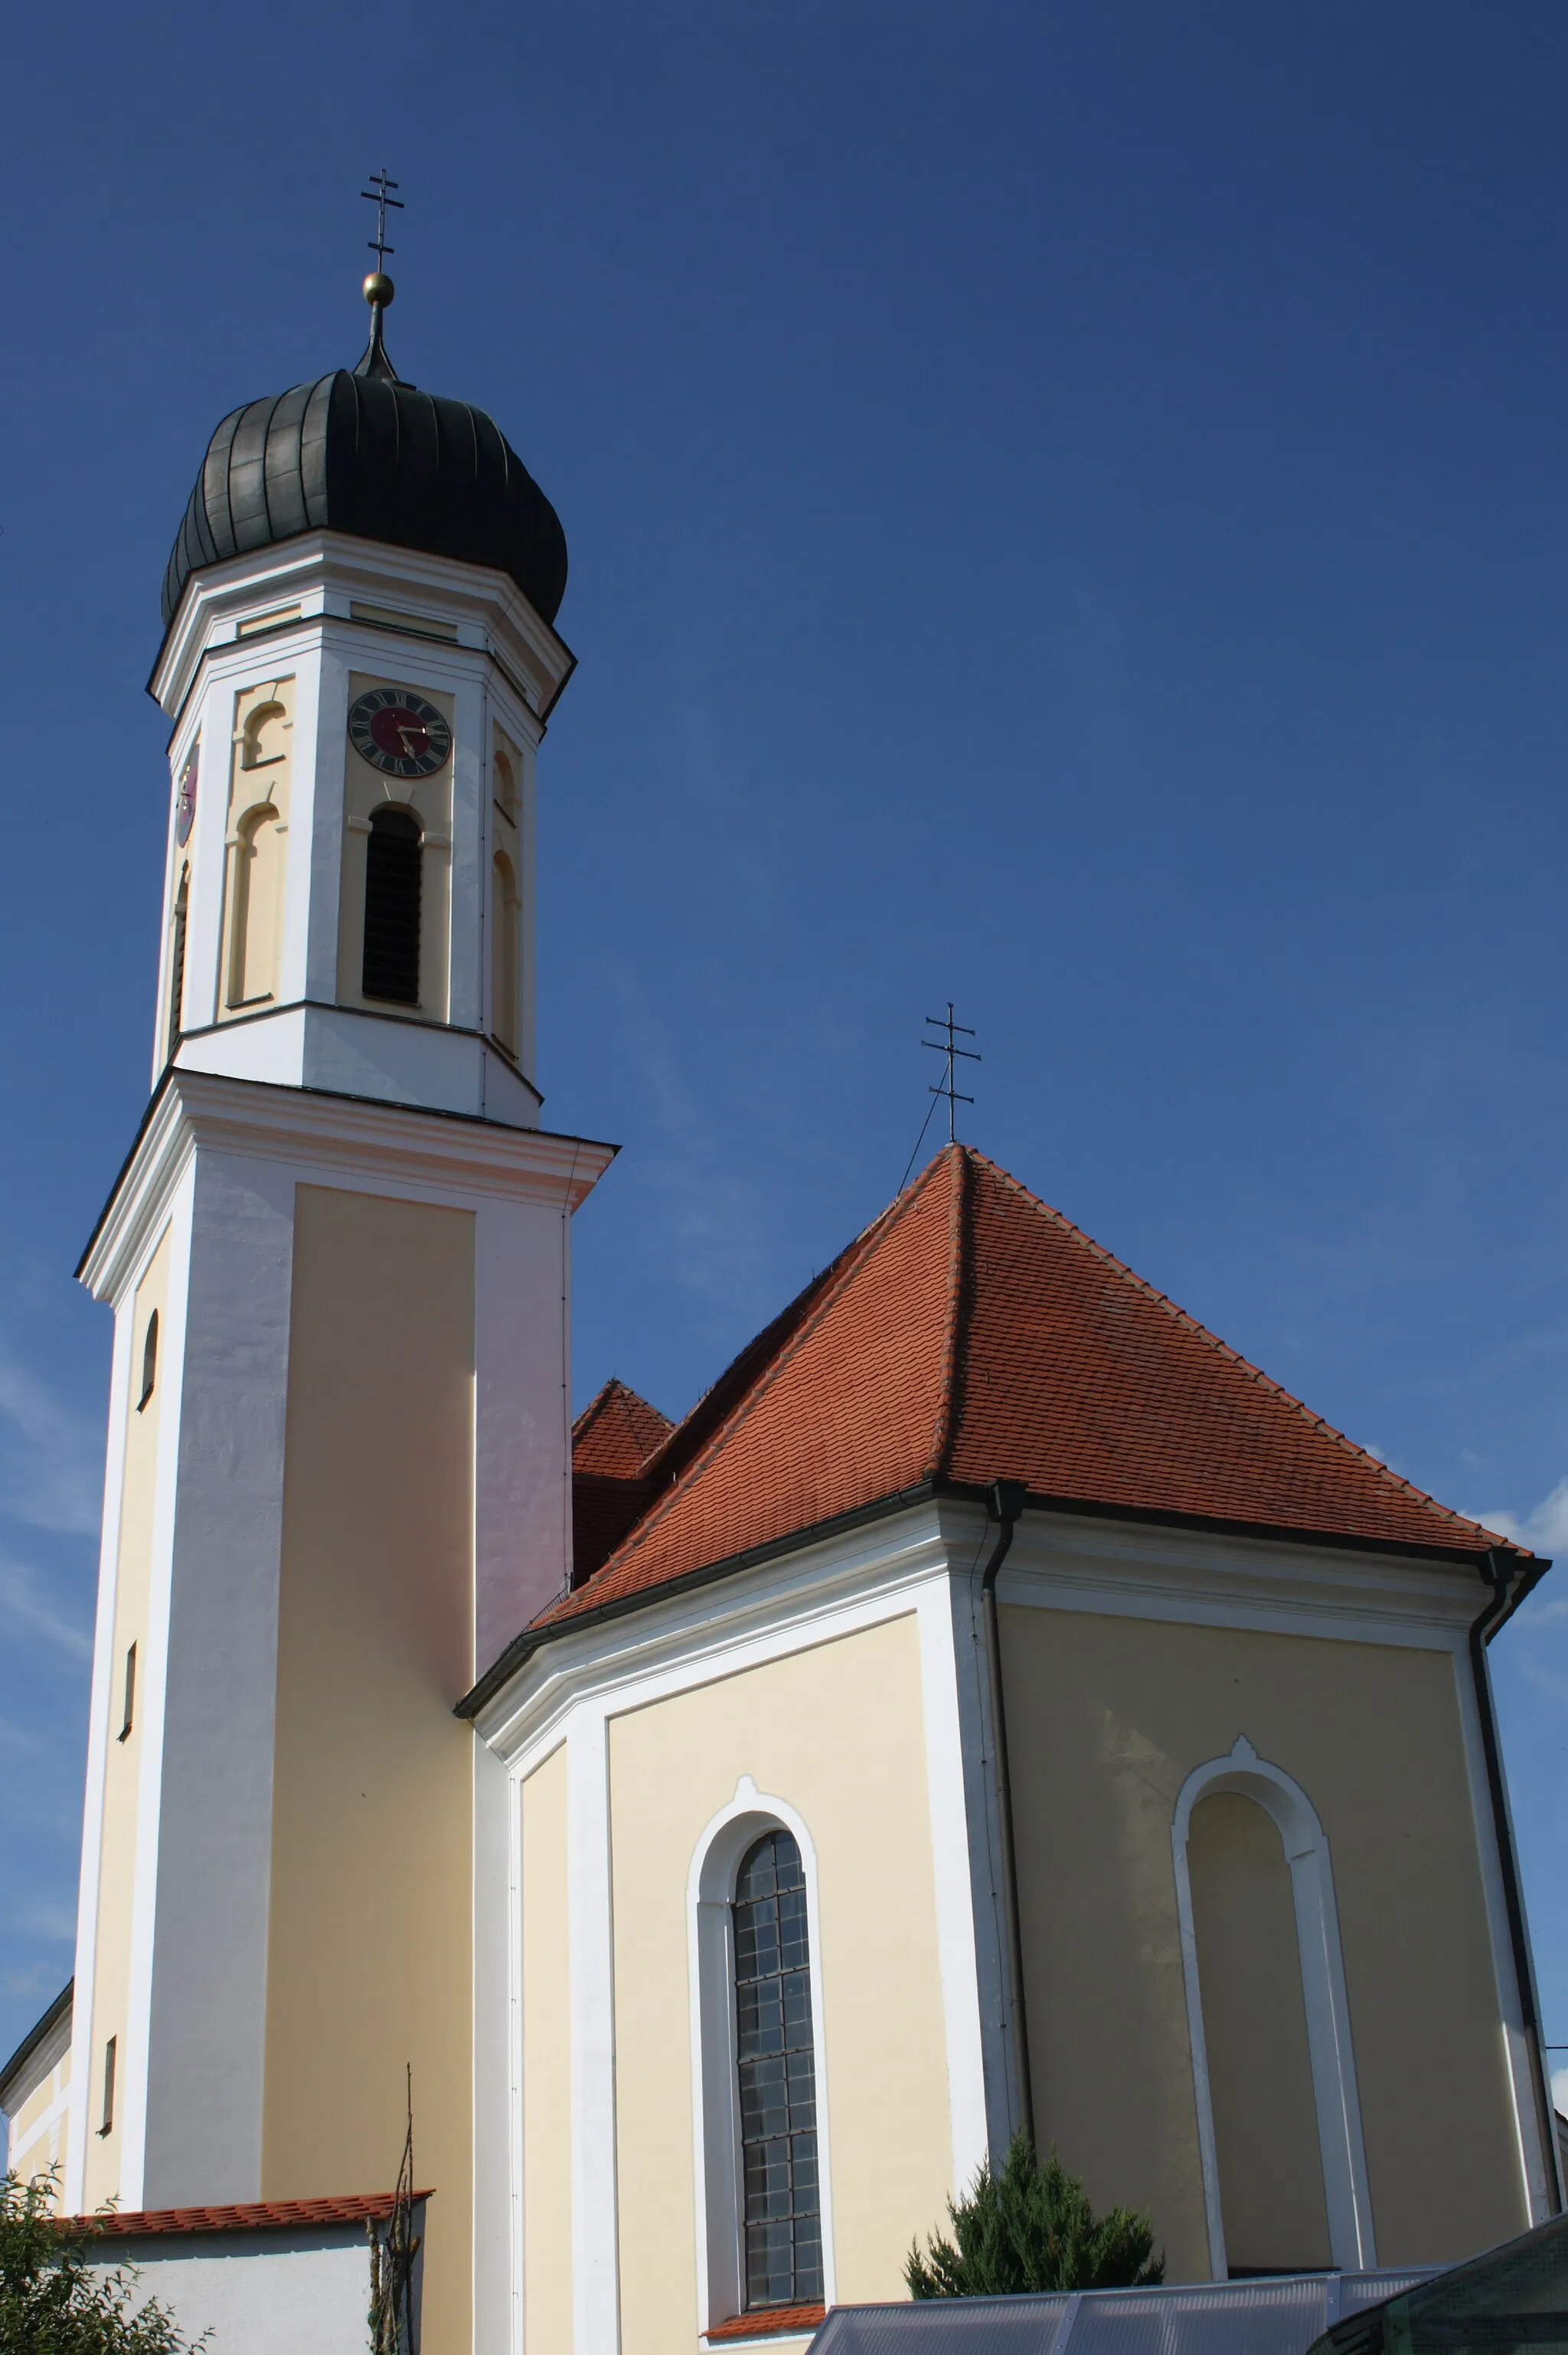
[807, 2272, 1439, 2355]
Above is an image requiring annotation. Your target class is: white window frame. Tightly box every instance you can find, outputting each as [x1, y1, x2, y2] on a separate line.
[687, 1778, 837, 2334]
[1171, 1736, 1376, 2278]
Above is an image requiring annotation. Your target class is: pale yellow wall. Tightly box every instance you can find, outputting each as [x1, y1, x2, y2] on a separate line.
[521, 1746, 573, 2355]
[337, 674, 454, 1020]
[83, 1228, 172, 2213]
[219, 678, 293, 1015]
[1187, 1792, 1330, 2270]
[605, 1613, 951, 2355]
[1001, 1604, 1527, 2275]
[263, 1184, 475, 2352]
[5, 2042, 72, 2199]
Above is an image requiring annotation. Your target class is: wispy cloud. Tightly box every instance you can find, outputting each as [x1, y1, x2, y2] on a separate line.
[0, 1554, 93, 1660]
[0, 1351, 102, 1539]
[1477, 1476, 1568, 1566]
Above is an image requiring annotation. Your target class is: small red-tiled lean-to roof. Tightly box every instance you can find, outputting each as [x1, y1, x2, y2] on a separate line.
[462, 1145, 1527, 1706]
[64, 2191, 434, 2236]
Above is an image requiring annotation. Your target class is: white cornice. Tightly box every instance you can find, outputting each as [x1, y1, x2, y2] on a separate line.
[471, 1493, 1488, 1768]
[472, 1502, 954, 1762]
[151, 532, 574, 723]
[79, 1070, 616, 1304]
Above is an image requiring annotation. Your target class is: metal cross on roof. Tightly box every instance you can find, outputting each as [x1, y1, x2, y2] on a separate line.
[923, 1004, 980, 1144]
[361, 168, 404, 269]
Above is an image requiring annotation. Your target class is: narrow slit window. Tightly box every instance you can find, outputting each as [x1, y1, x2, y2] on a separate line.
[118, 1642, 137, 1743]
[362, 806, 423, 1005]
[100, 2036, 116, 2137]
[138, 1311, 158, 1411]
[733, 1829, 823, 2311]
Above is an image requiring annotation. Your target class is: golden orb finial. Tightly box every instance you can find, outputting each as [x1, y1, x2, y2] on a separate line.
[363, 270, 395, 308]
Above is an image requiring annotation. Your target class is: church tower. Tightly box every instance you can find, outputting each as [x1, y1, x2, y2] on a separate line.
[66, 267, 610, 2350]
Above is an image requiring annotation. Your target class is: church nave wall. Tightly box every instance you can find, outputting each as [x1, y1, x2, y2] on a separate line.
[601, 1610, 952, 2355]
[999, 1600, 1528, 2281]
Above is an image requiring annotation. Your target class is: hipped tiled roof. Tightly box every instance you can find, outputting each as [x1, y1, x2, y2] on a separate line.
[552, 1145, 1517, 1629]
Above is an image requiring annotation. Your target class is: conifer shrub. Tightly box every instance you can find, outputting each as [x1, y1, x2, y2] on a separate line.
[906, 2135, 1164, 2298]
[0, 2172, 203, 2353]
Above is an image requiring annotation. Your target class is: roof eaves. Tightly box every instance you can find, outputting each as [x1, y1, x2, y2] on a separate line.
[456, 1480, 941, 1719]
[457, 1477, 1539, 1724]
[0, 1979, 72, 2112]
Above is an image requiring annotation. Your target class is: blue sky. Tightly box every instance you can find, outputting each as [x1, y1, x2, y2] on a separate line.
[2, 0, 1566, 2121]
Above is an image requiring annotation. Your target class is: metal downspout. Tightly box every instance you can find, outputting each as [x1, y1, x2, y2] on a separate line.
[1472, 1546, 1563, 2210]
[980, 1478, 1033, 2153]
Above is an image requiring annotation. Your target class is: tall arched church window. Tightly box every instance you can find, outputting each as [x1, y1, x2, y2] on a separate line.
[491, 850, 519, 1057]
[363, 806, 422, 1005]
[167, 867, 189, 1054]
[733, 1829, 823, 2311]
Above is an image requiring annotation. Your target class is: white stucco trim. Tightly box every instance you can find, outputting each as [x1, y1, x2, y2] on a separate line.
[64, 1275, 139, 2212]
[1171, 1736, 1375, 2278]
[567, 1708, 619, 2355]
[687, 1781, 838, 2335]
[119, 1171, 197, 2211]
[917, 1583, 991, 2193]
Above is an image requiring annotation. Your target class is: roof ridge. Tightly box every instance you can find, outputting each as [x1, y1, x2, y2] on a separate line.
[927, 1145, 972, 1477]
[575, 1154, 959, 1600]
[963, 1148, 1517, 1553]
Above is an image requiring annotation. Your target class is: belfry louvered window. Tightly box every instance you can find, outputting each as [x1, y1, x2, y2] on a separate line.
[362, 806, 422, 1004]
[732, 1828, 823, 2310]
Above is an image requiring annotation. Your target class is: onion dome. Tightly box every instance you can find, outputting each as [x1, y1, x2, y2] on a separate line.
[160, 282, 567, 632]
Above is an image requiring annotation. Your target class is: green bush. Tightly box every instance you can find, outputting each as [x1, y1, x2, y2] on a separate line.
[0, 2173, 203, 2353]
[906, 2135, 1164, 2298]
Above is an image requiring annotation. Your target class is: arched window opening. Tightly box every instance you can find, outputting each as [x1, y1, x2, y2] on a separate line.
[227, 805, 283, 1007]
[491, 850, 519, 1057]
[241, 699, 288, 768]
[1187, 1792, 1330, 2275]
[167, 867, 189, 1053]
[137, 1311, 158, 1412]
[363, 806, 422, 1006]
[733, 1829, 823, 2312]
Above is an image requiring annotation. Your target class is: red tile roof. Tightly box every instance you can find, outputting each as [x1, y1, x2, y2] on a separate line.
[571, 1378, 675, 1584]
[573, 1377, 675, 1477]
[543, 1145, 1519, 1629]
[66, 2191, 433, 2236]
[705, 2304, 826, 2340]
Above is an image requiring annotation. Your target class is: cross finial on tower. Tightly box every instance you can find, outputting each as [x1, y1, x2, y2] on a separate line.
[356, 170, 405, 384]
[361, 168, 403, 273]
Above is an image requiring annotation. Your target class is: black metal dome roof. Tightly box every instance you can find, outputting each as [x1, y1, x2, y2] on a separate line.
[160, 310, 568, 632]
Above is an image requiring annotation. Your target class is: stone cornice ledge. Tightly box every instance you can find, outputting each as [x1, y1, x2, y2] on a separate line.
[79, 1068, 615, 1302]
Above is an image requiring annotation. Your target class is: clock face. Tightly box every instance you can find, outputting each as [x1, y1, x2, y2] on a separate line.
[175, 746, 199, 846]
[348, 687, 453, 779]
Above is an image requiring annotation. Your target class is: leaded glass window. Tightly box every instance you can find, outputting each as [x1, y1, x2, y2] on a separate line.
[732, 1828, 823, 2310]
